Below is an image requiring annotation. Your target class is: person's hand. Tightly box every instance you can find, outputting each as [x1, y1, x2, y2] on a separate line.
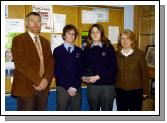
[143, 94, 148, 98]
[33, 85, 43, 91]
[39, 78, 48, 90]
[68, 87, 77, 97]
[81, 76, 89, 83]
[86, 75, 100, 83]
[33, 78, 48, 91]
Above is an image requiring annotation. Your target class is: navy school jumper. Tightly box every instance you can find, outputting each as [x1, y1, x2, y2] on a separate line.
[53, 44, 84, 90]
[83, 44, 117, 85]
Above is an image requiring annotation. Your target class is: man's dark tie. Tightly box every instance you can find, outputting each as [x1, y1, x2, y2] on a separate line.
[68, 47, 71, 53]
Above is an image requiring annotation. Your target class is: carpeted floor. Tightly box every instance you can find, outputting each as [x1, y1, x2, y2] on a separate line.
[5, 87, 117, 111]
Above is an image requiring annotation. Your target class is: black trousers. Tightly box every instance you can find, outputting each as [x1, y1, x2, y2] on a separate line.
[87, 84, 115, 111]
[56, 86, 82, 111]
[17, 90, 48, 111]
[116, 88, 143, 111]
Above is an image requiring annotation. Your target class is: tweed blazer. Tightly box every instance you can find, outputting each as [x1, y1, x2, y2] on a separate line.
[11, 31, 54, 96]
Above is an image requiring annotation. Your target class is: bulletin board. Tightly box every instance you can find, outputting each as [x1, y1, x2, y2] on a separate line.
[25, 5, 79, 46]
[5, 5, 26, 93]
[78, 6, 124, 49]
[5, 5, 124, 93]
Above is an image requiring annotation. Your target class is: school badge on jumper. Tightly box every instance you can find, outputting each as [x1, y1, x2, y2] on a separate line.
[101, 52, 106, 56]
[75, 53, 80, 58]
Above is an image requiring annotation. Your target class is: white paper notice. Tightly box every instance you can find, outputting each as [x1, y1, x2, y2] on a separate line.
[82, 10, 97, 24]
[5, 19, 24, 33]
[51, 34, 64, 53]
[93, 8, 109, 22]
[108, 26, 119, 44]
[32, 5, 53, 32]
[53, 14, 66, 33]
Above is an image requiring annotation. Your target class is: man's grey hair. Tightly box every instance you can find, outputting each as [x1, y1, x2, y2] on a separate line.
[26, 12, 41, 23]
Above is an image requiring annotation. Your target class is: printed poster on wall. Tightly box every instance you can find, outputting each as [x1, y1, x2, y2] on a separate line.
[82, 10, 97, 24]
[5, 19, 25, 77]
[108, 26, 119, 44]
[50, 34, 64, 53]
[93, 8, 109, 22]
[32, 5, 53, 32]
[53, 13, 66, 33]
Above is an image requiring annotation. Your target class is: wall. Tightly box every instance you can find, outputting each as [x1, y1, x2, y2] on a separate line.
[5, 5, 124, 93]
[113, 5, 134, 31]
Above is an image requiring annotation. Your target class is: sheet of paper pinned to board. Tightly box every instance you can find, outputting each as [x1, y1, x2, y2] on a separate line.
[82, 10, 97, 24]
[108, 26, 119, 44]
[32, 5, 53, 33]
[5, 19, 24, 33]
[93, 8, 109, 22]
[53, 13, 66, 33]
[50, 34, 64, 53]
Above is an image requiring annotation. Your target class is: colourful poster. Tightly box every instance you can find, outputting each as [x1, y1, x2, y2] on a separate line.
[32, 5, 53, 32]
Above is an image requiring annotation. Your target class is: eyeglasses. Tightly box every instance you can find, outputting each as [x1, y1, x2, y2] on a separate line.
[91, 31, 100, 35]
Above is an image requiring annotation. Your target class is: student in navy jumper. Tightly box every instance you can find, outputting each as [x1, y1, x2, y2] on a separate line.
[53, 25, 84, 111]
[82, 24, 117, 111]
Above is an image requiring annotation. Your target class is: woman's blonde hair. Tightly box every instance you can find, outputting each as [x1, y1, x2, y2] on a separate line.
[118, 29, 137, 50]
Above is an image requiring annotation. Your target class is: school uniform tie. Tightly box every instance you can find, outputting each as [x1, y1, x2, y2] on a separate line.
[34, 35, 44, 76]
[67, 47, 71, 53]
